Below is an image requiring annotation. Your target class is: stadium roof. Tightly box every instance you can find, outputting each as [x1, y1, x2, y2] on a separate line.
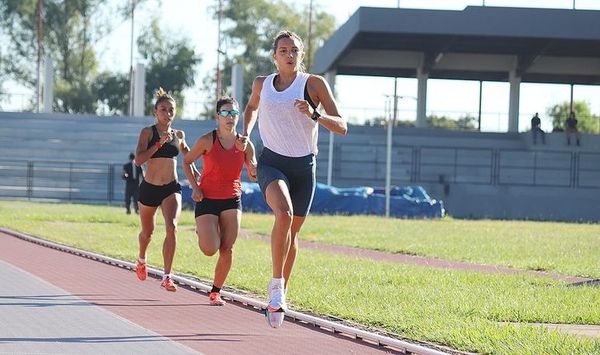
[313, 6, 600, 84]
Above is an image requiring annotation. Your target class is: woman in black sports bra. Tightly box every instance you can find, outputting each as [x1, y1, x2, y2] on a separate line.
[132, 88, 196, 292]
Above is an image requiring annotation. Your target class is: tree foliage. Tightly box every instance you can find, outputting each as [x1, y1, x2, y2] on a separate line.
[93, 72, 129, 115]
[427, 114, 477, 130]
[0, 0, 120, 112]
[0, 0, 40, 86]
[363, 115, 477, 131]
[0, 0, 199, 116]
[137, 18, 201, 116]
[206, 0, 336, 113]
[547, 101, 599, 133]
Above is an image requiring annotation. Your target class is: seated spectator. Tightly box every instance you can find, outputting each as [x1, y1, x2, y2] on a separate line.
[530, 112, 545, 145]
[565, 111, 581, 146]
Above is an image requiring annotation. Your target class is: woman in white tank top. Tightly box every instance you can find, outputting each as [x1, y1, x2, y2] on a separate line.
[240, 30, 347, 328]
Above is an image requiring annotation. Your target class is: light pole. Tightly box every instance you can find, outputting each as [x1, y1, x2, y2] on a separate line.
[306, 0, 313, 71]
[128, 0, 136, 117]
[384, 79, 399, 218]
[36, 0, 43, 113]
[384, 88, 417, 217]
[216, 0, 223, 102]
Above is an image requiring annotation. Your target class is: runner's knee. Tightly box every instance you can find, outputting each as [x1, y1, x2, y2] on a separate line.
[219, 244, 234, 257]
[164, 223, 177, 236]
[139, 229, 153, 241]
[273, 208, 293, 226]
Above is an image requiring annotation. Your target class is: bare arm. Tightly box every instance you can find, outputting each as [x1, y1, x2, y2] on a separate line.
[134, 128, 153, 166]
[183, 132, 212, 202]
[134, 127, 174, 166]
[242, 76, 265, 137]
[177, 130, 201, 186]
[244, 140, 257, 182]
[304, 75, 348, 136]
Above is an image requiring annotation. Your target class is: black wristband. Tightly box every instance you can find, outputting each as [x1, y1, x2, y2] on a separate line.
[311, 110, 321, 122]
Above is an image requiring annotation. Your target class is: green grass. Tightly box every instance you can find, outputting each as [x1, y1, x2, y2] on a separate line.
[243, 214, 600, 278]
[0, 201, 599, 354]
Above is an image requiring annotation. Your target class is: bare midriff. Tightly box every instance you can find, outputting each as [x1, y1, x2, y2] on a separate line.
[144, 157, 178, 185]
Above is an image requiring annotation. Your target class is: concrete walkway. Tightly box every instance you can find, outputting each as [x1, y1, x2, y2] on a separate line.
[0, 259, 196, 354]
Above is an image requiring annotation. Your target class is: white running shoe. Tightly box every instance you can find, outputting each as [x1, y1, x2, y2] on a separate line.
[265, 306, 285, 328]
[265, 279, 286, 328]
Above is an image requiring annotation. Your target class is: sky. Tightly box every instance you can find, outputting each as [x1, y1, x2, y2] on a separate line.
[6, 0, 600, 132]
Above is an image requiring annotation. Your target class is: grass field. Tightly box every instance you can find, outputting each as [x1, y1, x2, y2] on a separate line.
[242, 214, 600, 279]
[0, 201, 599, 354]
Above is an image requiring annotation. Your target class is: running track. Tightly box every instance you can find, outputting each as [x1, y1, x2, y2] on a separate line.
[0, 230, 416, 355]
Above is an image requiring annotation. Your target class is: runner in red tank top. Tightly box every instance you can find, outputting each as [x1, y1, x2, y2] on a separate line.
[199, 130, 245, 200]
[183, 97, 257, 306]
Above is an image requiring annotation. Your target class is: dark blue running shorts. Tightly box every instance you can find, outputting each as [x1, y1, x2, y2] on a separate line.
[257, 147, 316, 217]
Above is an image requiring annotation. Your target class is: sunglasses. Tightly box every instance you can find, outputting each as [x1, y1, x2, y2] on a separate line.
[218, 109, 240, 117]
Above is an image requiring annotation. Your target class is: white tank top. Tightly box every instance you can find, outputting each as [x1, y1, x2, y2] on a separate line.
[258, 72, 318, 157]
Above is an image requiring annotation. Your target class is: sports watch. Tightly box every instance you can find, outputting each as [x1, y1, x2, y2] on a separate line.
[311, 110, 321, 122]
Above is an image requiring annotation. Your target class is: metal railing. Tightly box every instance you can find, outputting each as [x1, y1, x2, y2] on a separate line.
[319, 144, 600, 190]
[0, 159, 121, 203]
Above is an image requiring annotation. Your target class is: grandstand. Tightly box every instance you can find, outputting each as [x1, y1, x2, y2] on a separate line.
[309, 5, 600, 222]
[1, 111, 599, 222]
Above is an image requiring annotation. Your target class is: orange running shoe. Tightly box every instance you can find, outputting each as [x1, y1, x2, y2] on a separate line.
[135, 262, 147, 281]
[161, 276, 177, 292]
[209, 292, 226, 306]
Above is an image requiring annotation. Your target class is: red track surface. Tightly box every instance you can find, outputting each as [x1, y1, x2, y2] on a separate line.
[0, 231, 401, 354]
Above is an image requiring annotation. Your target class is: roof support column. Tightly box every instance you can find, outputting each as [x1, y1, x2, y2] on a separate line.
[508, 70, 521, 133]
[416, 67, 428, 128]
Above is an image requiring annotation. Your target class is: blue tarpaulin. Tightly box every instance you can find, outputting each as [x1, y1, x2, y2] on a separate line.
[182, 182, 444, 219]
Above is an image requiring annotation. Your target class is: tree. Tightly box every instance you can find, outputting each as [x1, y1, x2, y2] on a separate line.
[547, 101, 599, 134]
[93, 72, 129, 115]
[0, 0, 39, 88]
[0, 0, 144, 113]
[427, 114, 477, 130]
[80, 13, 201, 117]
[205, 0, 336, 113]
[136, 18, 201, 117]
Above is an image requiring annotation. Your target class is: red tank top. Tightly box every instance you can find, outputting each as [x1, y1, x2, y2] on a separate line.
[200, 130, 245, 199]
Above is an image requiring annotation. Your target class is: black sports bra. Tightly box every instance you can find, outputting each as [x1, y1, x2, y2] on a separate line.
[304, 81, 318, 111]
[147, 125, 179, 159]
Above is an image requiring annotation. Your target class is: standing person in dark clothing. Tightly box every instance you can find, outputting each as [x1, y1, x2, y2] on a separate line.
[122, 153, 143, 214]
[530, 112, 545, 145]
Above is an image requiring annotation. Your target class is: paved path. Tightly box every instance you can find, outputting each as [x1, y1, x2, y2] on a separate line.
[0, 230, 409, 355]
[0, 259, 196, 355]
